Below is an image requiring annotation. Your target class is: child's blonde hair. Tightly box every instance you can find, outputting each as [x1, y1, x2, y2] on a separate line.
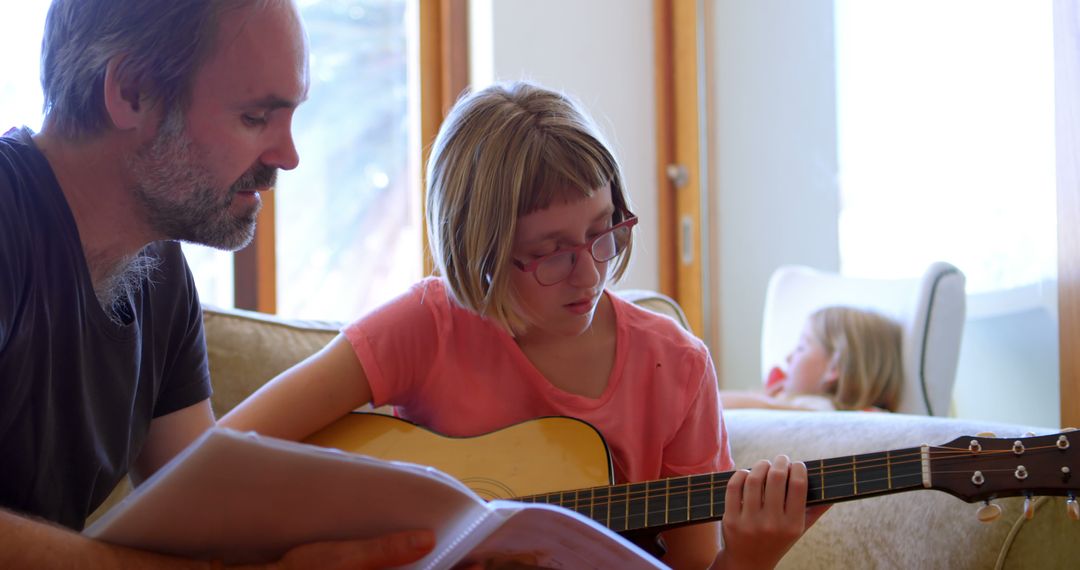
[808, 306, 904, 411]
[425, 81, 634, 332]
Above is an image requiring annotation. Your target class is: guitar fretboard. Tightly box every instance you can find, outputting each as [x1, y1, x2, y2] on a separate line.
[516, 446, 924, 533]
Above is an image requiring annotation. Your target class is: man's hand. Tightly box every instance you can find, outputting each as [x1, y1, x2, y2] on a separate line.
[263, 530, 436, 570]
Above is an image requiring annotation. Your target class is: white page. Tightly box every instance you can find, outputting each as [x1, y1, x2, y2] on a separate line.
[456, 501, 670, 570]
[85, 428, 491, 568]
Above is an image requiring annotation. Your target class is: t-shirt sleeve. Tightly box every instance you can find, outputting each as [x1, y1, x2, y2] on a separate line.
[153, 244, 212, 417]
[660, 346, 733, 477]
[342, 280, 443, 408]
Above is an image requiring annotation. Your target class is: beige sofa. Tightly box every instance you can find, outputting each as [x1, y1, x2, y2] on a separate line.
[96, 296, 1080, 567]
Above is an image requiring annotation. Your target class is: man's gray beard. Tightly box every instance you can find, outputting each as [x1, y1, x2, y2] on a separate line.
[94, 252, 162, 325]
[128, 109, 266, 252]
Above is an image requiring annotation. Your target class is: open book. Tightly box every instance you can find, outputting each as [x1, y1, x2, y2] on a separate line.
[84, 428, 666, 569]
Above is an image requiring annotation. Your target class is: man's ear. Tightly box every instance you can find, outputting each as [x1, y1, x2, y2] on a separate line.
[103, 56, 152, 131]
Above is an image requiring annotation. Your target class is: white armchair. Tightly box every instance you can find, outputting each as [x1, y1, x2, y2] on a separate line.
[760, 262, 966, 416]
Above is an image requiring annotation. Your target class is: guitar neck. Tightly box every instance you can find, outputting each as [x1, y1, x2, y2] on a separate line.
[517, 446, 926, 534]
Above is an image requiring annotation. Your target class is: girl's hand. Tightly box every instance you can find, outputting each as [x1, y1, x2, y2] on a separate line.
[714, 455, 826, 570]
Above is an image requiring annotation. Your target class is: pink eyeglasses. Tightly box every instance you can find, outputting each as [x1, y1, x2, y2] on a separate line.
[513, 216, 638, 286]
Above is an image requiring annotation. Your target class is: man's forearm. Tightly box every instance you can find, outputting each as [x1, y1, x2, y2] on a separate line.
[0, 509, 215, 569]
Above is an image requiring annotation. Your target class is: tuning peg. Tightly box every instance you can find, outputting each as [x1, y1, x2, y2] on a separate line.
[977, 501, 1002, 523]
[976, 432, 997, 438]
[1023, 494, 1035, 520]
[1068, 496, 1079, 522]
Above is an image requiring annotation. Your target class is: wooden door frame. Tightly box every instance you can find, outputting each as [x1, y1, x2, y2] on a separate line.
[654, 0, 713, 345]
[1056, 0, 1079, 429]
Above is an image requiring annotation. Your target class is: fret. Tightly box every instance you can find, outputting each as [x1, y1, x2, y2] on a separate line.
[627, 482, 648, 531]
[668, 476, 690, 524]
[593, 486, 611, 529]
[609, 483, 629, 532]
[887, 447, 923, 489]
[852, 454, 858, 495]
[688, 474, 712, 522]
[822, 456, 855, 501]
[887, 449, 893, 490]
[711, 472, 724, 517]
[545, 491, 560, 507]
[574, 488, 592, 518]
[665, 479, 670, 525]
[855, 451, 890, 496]
[646, 480, 667, 529]
[806, 459, 825, 503]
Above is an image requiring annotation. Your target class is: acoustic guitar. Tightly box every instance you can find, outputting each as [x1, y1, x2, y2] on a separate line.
[305, 412, 1079, 548]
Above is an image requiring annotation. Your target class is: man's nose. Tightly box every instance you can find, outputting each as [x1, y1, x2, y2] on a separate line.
[262, 126, 300, 171]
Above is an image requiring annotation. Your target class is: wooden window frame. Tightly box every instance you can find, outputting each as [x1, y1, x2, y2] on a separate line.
[233, 0, 469, 313]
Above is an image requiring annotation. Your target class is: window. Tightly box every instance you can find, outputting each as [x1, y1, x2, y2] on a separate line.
[834, 1, 1056, 299]
[190, 0, 423, 320]
[0, 2, 50, 132]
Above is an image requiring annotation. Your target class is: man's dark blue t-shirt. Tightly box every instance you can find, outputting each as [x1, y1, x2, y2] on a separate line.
[0, 127, 212, 530]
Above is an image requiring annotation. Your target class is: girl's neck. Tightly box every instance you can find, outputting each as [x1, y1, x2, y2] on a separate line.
[514, 294, 618, 398]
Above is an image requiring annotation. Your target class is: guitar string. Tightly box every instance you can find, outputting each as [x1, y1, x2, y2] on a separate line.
[520, 443, 1063, 504]
[566, 442, 1067, 503]
[539, 463, 1053, 529]
[520, 443, 1068, 520]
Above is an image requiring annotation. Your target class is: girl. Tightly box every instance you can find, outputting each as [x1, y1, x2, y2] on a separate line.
[722, 306, 904, 412]
[222, 81, 817, 569]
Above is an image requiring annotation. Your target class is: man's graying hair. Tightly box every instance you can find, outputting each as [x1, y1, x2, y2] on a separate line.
[41, 0, 272, 138]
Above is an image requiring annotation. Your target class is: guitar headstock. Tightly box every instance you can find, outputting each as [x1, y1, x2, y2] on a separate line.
[928, 431, 1077, 503]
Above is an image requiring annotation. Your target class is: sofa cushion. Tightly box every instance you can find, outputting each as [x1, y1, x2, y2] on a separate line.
[203, 306, 339, 418]
[725, 409, 1077, 569]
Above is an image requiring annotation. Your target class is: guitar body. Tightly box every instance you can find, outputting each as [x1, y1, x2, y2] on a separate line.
[305, 413, 614, 500]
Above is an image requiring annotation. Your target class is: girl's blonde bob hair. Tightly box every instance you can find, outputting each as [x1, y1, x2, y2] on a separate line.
[809, 306, 904, 411]
[426, 81, 633, 332]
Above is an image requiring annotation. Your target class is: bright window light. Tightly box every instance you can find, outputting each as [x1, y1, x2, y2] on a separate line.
[0, 2, 50, 132]
[835, 0, 1056, 297]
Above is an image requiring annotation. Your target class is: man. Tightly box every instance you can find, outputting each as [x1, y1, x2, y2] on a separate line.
[0, 0, 434, 567]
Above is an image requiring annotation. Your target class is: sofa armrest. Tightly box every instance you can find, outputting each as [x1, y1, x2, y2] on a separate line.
[724, 409, 1076, 568]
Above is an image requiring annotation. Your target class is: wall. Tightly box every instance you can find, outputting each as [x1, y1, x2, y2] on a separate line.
[711, 0, 841, 390]
[953, 308, 1060, 426]
[471, 0, 660, 292]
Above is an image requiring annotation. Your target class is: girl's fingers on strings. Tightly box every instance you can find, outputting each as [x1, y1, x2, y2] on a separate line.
[724, 469, 749, 518]
[764, 455, 791, 513]
[743, 459, 772, 512]
[784, 460, 808, 513]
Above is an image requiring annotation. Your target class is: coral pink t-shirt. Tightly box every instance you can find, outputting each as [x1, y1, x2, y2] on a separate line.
[343, 278, 732, 484]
